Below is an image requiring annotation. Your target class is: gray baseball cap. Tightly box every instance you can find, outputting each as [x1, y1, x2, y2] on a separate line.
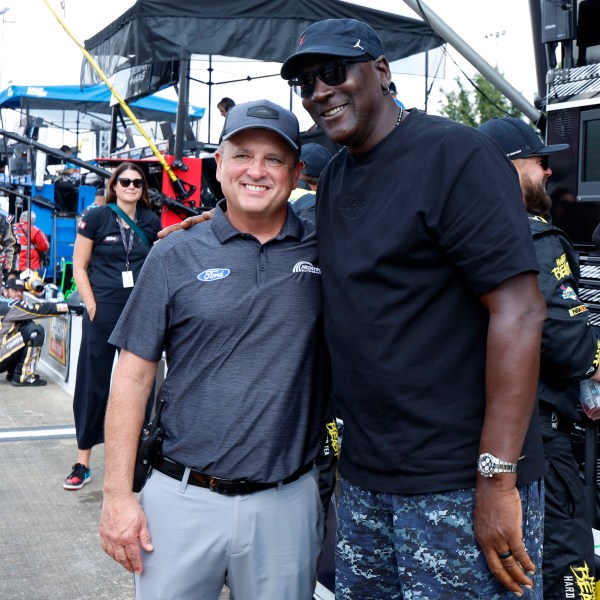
[220, 99, 301, 152]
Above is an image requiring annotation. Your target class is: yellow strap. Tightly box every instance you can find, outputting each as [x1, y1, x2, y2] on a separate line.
[42, 0, 181, 185]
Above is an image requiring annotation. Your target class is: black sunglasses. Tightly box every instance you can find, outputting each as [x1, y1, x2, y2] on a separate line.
[117, 177, 144, 189]
[288, 56, 373, 99]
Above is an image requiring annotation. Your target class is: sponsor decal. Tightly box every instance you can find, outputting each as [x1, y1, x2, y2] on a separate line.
[49, 315, 69, 367]
[569, 305, 588, 317]
[592, 339, 600, 370]
[26, 86, 48, 98]
[292, 261, 321, 275]
[326, 420, 341, 459]
[197, 268, 230, 282]
[563, 562, 594, 599]
[551, 253, 572, 280]
[560, 284, 577, 300]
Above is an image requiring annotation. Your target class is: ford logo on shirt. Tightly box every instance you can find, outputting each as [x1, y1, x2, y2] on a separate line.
[197, 268, 230, 282]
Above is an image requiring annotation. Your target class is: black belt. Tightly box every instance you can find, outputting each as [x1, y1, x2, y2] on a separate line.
[154, 456, 313, 495]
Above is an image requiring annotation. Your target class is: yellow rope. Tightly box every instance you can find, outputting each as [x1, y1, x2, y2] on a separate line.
[42, 0, 181, 184]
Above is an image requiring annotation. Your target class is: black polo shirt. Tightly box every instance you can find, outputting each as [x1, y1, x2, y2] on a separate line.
[77, 204, 161, 305]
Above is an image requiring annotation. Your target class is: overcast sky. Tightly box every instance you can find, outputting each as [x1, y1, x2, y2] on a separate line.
[0, 0, 538, 145]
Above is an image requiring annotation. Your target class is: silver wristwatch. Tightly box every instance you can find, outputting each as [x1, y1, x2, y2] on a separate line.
[477, 453, 518, 477]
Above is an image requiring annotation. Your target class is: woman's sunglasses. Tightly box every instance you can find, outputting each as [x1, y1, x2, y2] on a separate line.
[288, 56, 373, 99]
[117, 177, 144, 189]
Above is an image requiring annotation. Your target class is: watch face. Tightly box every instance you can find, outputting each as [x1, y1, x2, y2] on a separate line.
[478, 453, 495, 475]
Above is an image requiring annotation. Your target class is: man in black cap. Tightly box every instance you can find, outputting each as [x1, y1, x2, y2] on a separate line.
[479, 116, 599, 599]
[1, 278, 68, 386]
[281, 17, 546, 599]
[290, 143, 332, 222]
[99, 100, 329, 599]
[54, 145, 80, 213]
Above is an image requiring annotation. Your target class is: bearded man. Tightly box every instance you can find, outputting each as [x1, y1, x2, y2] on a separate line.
[479, 116, 600, 600]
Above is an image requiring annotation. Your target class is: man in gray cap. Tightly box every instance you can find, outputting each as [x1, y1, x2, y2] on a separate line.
[99, 100, 329, 599]
[479, 116, 599, 599]
[281, 17, 546, 600]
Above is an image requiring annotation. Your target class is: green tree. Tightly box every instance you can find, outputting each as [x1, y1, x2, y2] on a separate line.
[439, 72, 522, 126]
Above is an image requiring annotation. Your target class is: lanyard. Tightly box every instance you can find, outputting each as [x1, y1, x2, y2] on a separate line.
[116, 213, 136, 270]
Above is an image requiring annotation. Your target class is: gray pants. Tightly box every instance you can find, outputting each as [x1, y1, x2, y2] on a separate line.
[135, 468, 324, 600]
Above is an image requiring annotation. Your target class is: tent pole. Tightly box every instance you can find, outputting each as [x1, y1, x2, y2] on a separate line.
[174, 59, 190, 163]
[402, 0, 542, 123]
[76, 111, 80, 157]
[424, 50, 429, 113]
[53, 214, 57, 285]
[207, 55, 213, 144]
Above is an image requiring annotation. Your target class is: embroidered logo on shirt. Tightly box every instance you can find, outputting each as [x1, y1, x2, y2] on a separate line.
[569, 305, 588, 317]
[102, 235, 119, 243]
[197, 268, 230, 282]
[292, 261, 321, 275]
[560, 284, 577, 300]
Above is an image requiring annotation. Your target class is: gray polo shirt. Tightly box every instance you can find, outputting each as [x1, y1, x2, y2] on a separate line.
[110, 202, 329, 483]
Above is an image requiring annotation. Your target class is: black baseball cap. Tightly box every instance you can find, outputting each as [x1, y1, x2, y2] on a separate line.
[477, 117, 569, 159]
[5, 278, 25, 291]
[281, 18, 384, 80]
[301, 144, 332, 179]
[220, 99, 301, 152]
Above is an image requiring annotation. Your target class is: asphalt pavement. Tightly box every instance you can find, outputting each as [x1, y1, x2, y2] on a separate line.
[0, 364, 230, 600]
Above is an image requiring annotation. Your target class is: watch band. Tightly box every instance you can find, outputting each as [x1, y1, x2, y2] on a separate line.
[477, 452, 518, 478]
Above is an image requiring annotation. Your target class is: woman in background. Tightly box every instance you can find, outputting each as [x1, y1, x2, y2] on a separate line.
[64, 162, 161, 490]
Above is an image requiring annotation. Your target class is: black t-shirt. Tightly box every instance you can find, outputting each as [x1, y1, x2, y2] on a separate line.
[316, 110, 541, 494]
[77, 204, 161, 305]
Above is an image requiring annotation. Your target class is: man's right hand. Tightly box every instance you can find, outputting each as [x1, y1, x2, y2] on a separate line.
[157, 210, 214, 240]
[99, 493, 153, 574]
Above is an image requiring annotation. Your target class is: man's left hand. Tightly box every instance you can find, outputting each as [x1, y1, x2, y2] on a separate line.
[474, 478, 535, 596]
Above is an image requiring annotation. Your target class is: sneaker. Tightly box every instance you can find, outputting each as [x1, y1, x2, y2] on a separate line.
[11, 374, 47, 387]
[5, 372, 12, 382]
[63, 463, 91, 490]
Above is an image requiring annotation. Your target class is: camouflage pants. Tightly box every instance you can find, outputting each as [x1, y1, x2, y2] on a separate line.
[336, 478, 544, 599]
